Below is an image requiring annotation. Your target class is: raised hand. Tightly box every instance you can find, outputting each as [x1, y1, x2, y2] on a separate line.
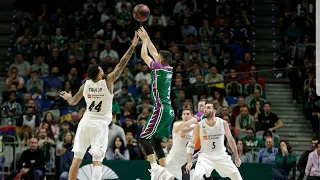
[60, 91, 72, 101]
[132, 31, 140, 47]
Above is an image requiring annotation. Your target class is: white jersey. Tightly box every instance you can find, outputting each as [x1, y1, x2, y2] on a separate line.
[83, 79, 113, 118]
[170, 130, 193, 155]
[199, 117, 226, 155]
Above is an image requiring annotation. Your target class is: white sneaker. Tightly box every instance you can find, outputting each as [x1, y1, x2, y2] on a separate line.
[161, 169, 175, 180]
[150, 165, 166, 180]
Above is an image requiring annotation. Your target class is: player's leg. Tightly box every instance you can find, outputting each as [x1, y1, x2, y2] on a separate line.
[89, 119, 109, 180]
[69, 121, 90, 180]
[194, 163, 207, 180]
[214, 154, 243, 180]
[166, 154, 183, 180]
[151, 138, 166, 167]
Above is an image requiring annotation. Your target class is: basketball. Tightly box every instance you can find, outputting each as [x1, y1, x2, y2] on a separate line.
[133, 4, 150, 22]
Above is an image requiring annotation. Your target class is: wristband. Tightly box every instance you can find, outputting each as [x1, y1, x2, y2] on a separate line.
[187, 143, 195, 154]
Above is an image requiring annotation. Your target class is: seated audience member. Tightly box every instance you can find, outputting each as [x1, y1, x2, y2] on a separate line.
[231, 96, 245, 126]
[223, 116, 239, 138]
[248, 89, 266, 110]
[38, 128, 56, 170]
[261, 130, 279, 148]
[6, 67, 25, 91]
[241, 127, 263, 148]
[257, 137, 278, 164]
[106, 136, 129, 160]
[243, 65, 265, 90]
[258, 102, 284, 132]
[244, 76, 263, 97]
[108, 119, 127, 150]
[163, 137, 173, 156]
[26, 70, 44, 93]
[297, 139, 319, 180]
[59, 135, 91, 180]
[232, 140, 253, 163]
[235, 106, 256, 133]
[58, 121, 70, 141]
[273, 141, 296, 180]
[304, 142, 320, 180]
[125, 129, 139, 160]
[9, 138, 45, 180]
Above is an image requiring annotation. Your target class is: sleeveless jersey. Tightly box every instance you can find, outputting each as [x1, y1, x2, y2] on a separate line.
[199, 117, 226, 155]
[150, 63, 173, 106]
[83, 79, 114, 118]
[170, 130, 192, 155]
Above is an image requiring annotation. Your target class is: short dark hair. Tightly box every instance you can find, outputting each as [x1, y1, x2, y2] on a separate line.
[205, 100, 214, 106]
[264, 102, 272, 107]
[10, 67, 18, 72]
[183, 108, 193, 114]
[159, 50, 172, 64]
[87, 64, 100, 80]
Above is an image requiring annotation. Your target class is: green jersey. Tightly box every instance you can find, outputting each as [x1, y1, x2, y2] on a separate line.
[150, 61, 173, 106]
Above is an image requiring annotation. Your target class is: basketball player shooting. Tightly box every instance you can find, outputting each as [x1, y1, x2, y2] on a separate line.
[59, 32, 139, 180]
[137, 27, 175, 180]
[185, 101, 243, 180]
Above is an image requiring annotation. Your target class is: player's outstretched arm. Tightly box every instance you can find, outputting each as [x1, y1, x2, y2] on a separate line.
[177, 117, 198, 134]
[137, 29, 154, 68]
[106, 32, 139, 83]
[185, 123, 199, 173]
[223, 120, 241, 167]
[60, 84, 84, 106]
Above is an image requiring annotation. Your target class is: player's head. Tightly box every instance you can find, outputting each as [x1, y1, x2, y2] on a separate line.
[204, 100, 216, 118]
[198, 99, 206, 112]
[158, 50, 172, 66]
[182, 109, 193, 121]
[87, 64, 104, 81]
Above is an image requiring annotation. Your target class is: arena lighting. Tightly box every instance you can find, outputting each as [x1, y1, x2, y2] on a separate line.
[271, 4, 277, 75]
[251, 9, 256, 62]
[316, 0, 320, 95]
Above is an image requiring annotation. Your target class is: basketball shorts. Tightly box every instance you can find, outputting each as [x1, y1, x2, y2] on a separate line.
[195, 152, 239, 178]
[72, 114, 110, 161]
[140, 105, 174, 139]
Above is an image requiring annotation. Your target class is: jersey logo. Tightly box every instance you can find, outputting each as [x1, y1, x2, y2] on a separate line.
[88, 94, 92, 98]
[203, 136, 208, 140]
[180, 135, 185, 138]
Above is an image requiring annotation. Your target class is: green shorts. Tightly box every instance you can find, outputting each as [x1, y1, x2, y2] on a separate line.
[140, 106, 174, 139]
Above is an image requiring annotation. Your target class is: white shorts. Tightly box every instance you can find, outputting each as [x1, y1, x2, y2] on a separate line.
[196, 152, 239, 178]
[72, 114, 110, 160]
[166, 152, 187, 180]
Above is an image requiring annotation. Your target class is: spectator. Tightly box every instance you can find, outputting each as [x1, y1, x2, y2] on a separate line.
[163, 138, 173, 156]
[38, 128, 56, 170]
[225, 70, 243, 97]
[121, 116, 138, 136]
[116, 5, 131, 30]
[204, 66, 225, 90]
[125, 129, 139, 160]
[41, 112, 60, 140]
[134, 64, 151, 84]
[257, 137, 278, 164]
[213, 99, 222, 117]
[232, 140, 253, 163]
[304, 141, 320, 180]
[32, 56, 49, 77]
[60, 146, 91, 180]
[94, 22, 117, 42]
[99, 41, 119, 65]
[237, 53, 254, 73]
[9, 53, 31, 77]
[248, 89, 266, 110]
[241, 127, 263, 148]
[20, 107, 39, 132]
[231, 97, 245, 125]
[6, 67, 25, 91]
[173, 0, 187, 15]
[252, 101, 263, 120]
[180, 19, 197, 42]
[261, 130, 279, 148]
[65, 68, 82, 90]
[243, 65, 266, 90]
[108, 120, 127, 150]
[273, 141, 296, 180]
[9, 138, 45, 180]
[148, 9, 167, 27]
[44, 66, 63, 92]
[258, 102, 284, 132]
[214, 90, 228, 107]
[223, 116, 239, 138]
[58, 121, 70, 141]
[298, 138, 318, 180]
[216, 0, 230, 17]
[69, 111, 80, 134]
[106, 136, 129, 160]
[115, 86, 135, 106]
[1, 92, 23, 125]
[244, 76, 263, 97]
[220, 106, 230, 119]
[235, 106, 256, 133]
[26, 70, 44, 93]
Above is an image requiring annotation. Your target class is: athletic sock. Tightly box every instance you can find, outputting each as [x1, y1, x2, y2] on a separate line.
[92, 166, 102, 180]
[151, 161, 158, 169]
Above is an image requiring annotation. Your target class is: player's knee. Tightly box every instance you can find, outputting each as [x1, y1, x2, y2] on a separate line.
[73, 151, 85, 160]
[90, 149, 105, 162]
[151, 138, 165, 159]
[229, 172, 243, 180]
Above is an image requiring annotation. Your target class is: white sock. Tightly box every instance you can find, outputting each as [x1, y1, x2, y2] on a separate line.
[151, 162, 158, 169]
[92, 166, 102, 180]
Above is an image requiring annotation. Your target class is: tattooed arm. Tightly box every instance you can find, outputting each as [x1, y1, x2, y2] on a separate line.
[105, 33, 139, 93]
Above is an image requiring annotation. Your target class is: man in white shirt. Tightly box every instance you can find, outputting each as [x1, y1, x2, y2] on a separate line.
[99, 41, 119, 62]
[134, 64, 151, 84]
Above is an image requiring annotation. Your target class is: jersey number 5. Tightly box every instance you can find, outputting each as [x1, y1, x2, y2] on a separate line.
[212, 142, 216, 149]
[89, 101, 102, 112]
